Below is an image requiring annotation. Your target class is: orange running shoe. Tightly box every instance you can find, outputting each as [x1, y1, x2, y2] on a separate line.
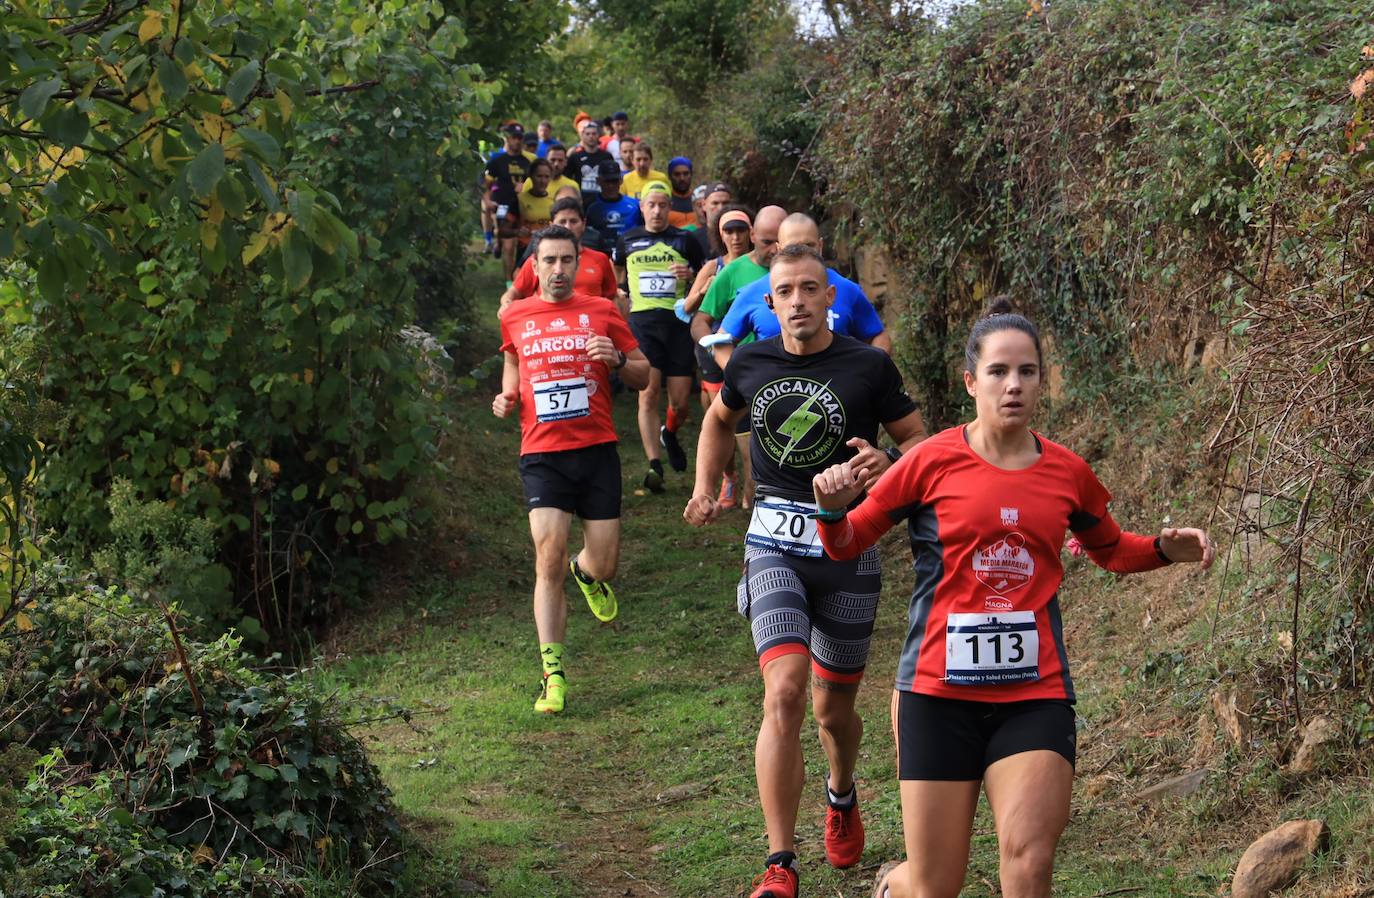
[749, 863, 797, 898]
[718, 472, 737, 509]
[824, 791, 864, 868]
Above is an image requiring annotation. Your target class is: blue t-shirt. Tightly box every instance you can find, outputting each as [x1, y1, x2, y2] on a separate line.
[586, 195, 642, 243]
[719, 268, 885, 343]
[536, 139, 559, 158]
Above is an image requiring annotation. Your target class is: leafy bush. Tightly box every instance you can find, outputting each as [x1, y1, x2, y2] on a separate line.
[91, 479, 235, 636]
[0, 572, 407, 893]
[0, 1, 497, 635]
[817, 0, 1371, 421]
[0, 749, 309, 898]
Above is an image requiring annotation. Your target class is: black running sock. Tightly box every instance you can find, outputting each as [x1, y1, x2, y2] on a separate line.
[764, 850, 797, 871]
[827, 781, 857, 810]
[649, 458, 664, 475]
[570, 558, 595, 585]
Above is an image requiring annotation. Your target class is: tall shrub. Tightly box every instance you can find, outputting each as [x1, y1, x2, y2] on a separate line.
[0, 1, 493, 634]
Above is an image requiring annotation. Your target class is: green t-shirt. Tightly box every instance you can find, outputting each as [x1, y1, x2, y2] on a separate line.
[698, 254, 769, 323]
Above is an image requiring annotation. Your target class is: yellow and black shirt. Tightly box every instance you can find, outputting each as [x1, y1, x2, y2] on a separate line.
[612, 225, 705, 313]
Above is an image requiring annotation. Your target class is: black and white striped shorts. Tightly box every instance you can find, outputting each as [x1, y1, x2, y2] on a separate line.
[736, 544, 882, 683]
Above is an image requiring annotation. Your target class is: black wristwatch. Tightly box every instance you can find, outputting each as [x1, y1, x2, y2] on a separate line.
[613, 350, 627, 370]
[885, 446, 902, 464]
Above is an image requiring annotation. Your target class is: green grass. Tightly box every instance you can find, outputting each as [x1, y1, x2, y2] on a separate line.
[325, 258, 1372, 897]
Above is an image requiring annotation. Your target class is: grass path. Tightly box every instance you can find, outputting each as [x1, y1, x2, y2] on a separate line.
[322, 259, 1371, 897]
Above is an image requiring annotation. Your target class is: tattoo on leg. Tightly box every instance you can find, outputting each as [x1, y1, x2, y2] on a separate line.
[812, 674, 858, 694]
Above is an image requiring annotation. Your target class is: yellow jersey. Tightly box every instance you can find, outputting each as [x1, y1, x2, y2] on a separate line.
[623, 168, 669, 199]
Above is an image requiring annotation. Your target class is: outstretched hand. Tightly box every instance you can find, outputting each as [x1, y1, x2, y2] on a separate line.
[684, 494, 722, 527]
[812, 461, 866, 512]
[1159, 527, 1215, 570]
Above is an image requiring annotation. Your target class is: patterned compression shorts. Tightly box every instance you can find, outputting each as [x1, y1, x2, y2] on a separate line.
[736, 543, 882, 684]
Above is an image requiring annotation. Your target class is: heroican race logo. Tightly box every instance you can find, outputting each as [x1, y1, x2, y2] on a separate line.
[750, 377, 847, 468]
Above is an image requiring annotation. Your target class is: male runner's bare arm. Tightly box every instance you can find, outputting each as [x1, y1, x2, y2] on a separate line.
[712, 338, 733, 371]
[690, 311, 714, 344]
[585, 335, 649, 391]
[616, 348, 650, 391]
[491, 352, 521, 418]
[867, 330, 893, 354]
[683, 397, 745, 526]
[884, 409, 927, 453]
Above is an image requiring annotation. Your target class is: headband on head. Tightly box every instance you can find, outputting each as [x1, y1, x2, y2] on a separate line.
[668, 156, 692, 171]
[718, 210, 752, 233]
[640, 180, 672, 199]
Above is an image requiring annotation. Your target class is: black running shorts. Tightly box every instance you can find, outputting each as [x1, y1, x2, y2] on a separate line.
[695, 343, 725, 387]
[630, 309, 696, 378]
[518, 442, 621, 520]
[896, 691, 1076, 780]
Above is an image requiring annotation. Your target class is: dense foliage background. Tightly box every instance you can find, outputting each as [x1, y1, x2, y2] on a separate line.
[814, 0, 1373, 740]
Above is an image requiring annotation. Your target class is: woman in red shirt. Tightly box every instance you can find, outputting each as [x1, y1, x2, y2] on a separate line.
[811, 299, 1214, 898]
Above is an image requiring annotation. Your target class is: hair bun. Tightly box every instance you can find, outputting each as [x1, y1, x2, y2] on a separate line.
[985, 295, 1015, 317]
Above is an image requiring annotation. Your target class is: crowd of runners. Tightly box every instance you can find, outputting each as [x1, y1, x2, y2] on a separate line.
[486, 111, 1216, 898]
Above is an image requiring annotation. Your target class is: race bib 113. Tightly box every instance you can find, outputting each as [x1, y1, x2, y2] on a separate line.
[945, 611, 1039, 686]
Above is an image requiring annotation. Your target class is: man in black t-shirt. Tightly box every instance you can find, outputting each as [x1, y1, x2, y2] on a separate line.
[484, 122, 536, 281]
[683, 245, 925, 898]
[567, 117, 616, 210]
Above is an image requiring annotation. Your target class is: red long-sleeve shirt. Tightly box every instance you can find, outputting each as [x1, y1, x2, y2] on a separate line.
[818, 426, 1168, 702]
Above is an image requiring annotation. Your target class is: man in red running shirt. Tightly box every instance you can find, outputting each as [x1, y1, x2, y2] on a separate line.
[500, 200, 622, 314]
[495, 226, 649, 714]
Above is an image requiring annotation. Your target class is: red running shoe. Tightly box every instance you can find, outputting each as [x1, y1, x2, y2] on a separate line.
[824, 793, 865, 868]
[749, 863, 798, 898]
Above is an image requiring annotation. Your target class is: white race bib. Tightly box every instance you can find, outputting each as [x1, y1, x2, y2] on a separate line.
[945, 611, 1039, 685]
[533, 377, 590, 422]
[580, 170, 598, 192]
[637, 271, 678, 298]
[745, 498, 822, 558]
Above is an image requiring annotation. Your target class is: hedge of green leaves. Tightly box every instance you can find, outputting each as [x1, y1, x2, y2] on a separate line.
[0, 1, 501, 636]
[816, 0, 1373, 423]
[0, 572, 411, 895]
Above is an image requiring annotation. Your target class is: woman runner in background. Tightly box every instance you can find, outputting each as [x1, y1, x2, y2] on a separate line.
[682, 205, 753, 507]
[810, 299, 1215, 898]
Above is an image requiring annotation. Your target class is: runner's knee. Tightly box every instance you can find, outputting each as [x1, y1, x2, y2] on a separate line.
[812, 692, 860, 735]
[762, 677, 808, 733]
[998, 832, 1057, 891]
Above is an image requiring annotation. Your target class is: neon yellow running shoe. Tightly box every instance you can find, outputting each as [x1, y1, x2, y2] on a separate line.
[534, 673, 566, 714]
[570, 560, 618, 622]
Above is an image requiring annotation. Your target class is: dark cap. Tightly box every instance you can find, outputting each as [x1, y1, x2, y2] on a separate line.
[612, 111, 629, 121]
[597, 159, 623, 180]
[707, 181, 733, 197]
[501, 121, 524, 137]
